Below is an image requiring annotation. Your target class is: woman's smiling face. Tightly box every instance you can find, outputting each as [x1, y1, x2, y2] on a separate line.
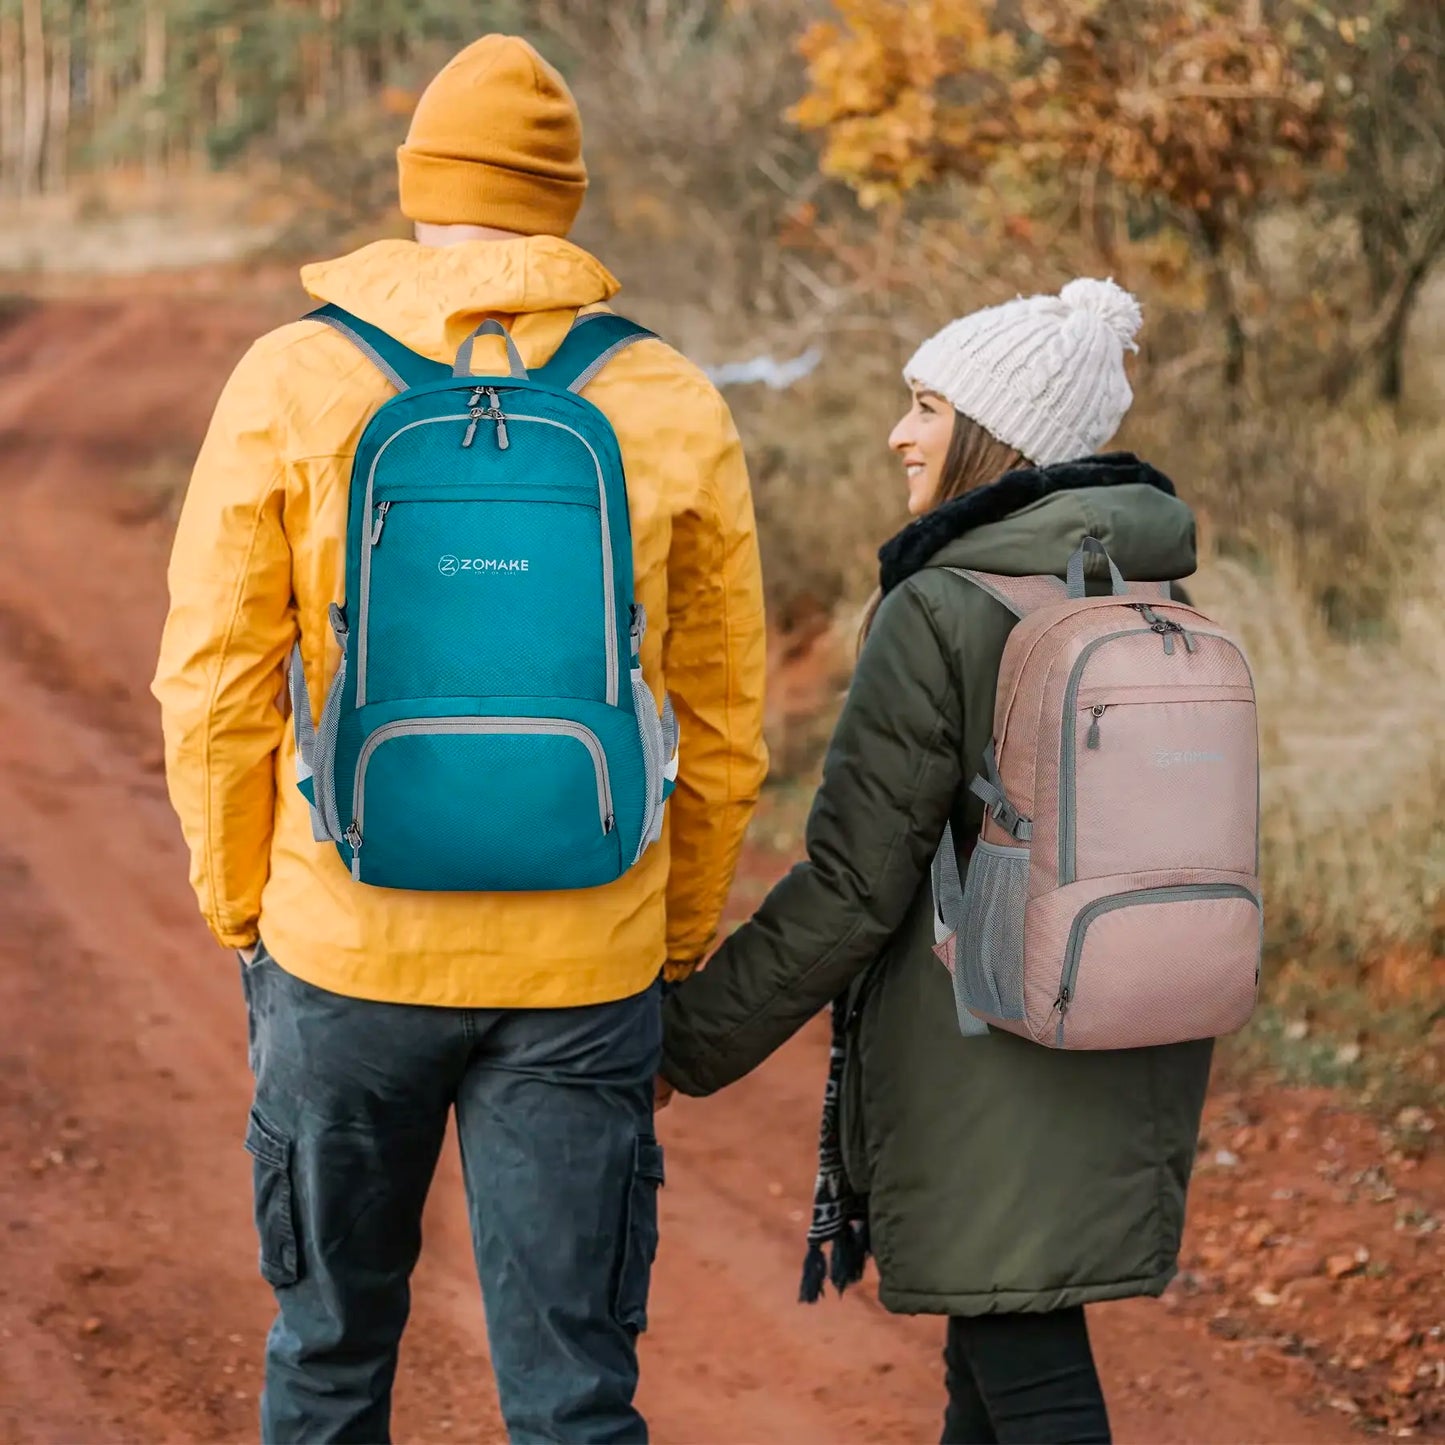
[888, 385, 956, 516]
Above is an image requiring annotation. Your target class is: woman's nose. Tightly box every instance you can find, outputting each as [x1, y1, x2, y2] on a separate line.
[888, 414, 912, 452]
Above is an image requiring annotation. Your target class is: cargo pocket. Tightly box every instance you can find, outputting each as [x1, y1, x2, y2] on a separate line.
[614, 1135, 665, 1333]
[245, 1108, 301, 1288]
[955, 841, 1030, 1023]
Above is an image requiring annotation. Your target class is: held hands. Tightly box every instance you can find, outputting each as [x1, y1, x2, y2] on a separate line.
[654, 1074, 676, 1111]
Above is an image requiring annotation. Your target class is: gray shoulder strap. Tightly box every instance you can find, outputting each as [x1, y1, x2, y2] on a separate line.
[946, 566, 1173, 619]
[944, 568, 1068, 619]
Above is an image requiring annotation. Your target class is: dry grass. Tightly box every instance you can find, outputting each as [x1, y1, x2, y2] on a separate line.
[1192, 523, 1445, 971]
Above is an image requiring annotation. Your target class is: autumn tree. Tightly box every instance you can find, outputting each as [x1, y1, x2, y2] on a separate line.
[1317, 0, 1445, 401]
[790, 0, 1344, 387]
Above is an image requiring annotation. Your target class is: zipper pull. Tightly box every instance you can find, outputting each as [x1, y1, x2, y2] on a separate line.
[487, 388, 509, 450]
[1054, 985, 1071, 1045]
[1086, 704, 1106, 750]
[1163, 630, 1176, 656]
[463, 410, 481, 448]
[469, 388, 487, 408]
[370, 501, 391, 545]
[344, 823, 362, 880]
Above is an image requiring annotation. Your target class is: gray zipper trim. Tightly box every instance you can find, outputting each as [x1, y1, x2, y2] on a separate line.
[357, 413, 618, 707]
[1054, 882, 1259, 1043]
[1058, 627, 1259, 883]
[510, 415, 618, 706]
[351, 716, 615, 843]
[1059, 628, 1147, 883]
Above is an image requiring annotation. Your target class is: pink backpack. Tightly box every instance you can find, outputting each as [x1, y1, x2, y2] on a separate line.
[932, 538, 1262, 1049]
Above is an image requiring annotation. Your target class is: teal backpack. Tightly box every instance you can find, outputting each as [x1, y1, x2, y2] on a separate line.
[287, 305, 677, 892]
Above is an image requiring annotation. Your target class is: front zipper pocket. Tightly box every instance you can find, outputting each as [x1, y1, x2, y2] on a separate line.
[356, 412, 619, 707]
[345, 712, 625, 891]
[1052, 882, 1261, 1048]
[1058, 627, 1258, 883]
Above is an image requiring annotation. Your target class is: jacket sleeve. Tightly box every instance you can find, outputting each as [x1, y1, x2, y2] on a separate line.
[662, 386, 769, 977]
[151, 341, 294, 950]
[661, 580, 963, 1094]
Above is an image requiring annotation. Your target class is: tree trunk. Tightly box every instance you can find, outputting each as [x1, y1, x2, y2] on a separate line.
[143, 1, 167, 176]
[46, 8, 72, 194]
[1378, 307, 1407, 402]
[0, 11, 20, 198]
[20, 0, 47, 198]
[1204, 232, 1247, 390]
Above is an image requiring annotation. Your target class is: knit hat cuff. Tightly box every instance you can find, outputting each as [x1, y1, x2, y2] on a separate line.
[903, 358, 1095, 468]
[397, 146, 587, 235]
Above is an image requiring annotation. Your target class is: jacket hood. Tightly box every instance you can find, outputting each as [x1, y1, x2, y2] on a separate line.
[878, 453, 1195, 595]
[299, 236, 620, 363]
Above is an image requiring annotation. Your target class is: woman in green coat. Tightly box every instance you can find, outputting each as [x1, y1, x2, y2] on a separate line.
[660, 279, 1213, 1445]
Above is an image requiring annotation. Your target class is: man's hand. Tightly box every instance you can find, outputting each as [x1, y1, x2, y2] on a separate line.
[654, 1075, 676, 1111]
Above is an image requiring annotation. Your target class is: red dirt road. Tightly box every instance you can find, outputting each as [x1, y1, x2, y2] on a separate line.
[0, 297, 1430, 1443]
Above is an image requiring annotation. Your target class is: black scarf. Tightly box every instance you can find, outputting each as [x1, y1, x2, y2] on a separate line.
[799, 996, 869, 1301]
[797, 454, 1176, 1303]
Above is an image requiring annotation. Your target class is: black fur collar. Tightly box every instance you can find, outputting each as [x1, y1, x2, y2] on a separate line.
[877, 452, 1176, 595]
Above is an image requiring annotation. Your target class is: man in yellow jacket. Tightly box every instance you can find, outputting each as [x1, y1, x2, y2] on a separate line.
[153, 34, 767, 1443]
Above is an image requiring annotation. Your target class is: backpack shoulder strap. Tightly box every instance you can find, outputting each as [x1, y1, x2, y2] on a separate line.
[945, 550, 1174, 620]
[943, 567, 1070, 620]
[534, 311, 657, 394]
[303, 302, 449, 392]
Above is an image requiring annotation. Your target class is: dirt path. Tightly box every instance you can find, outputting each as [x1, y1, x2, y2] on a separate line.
[0, 297, 1428, 1443]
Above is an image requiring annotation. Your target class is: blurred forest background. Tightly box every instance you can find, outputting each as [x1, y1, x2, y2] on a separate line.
[0, 0, 1440, 1097]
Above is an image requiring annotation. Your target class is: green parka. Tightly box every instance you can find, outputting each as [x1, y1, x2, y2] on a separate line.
[661, 455, 1215, 1317]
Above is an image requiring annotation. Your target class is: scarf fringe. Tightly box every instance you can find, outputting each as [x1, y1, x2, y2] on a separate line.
[829, 1218, 869, 1296]
[799, 1220, 871, 1304]
[799, 1242, 829, 1304]
[799, 994, 874, 1305]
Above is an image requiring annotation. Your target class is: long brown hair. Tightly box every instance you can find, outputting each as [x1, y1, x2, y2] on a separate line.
[859, 409, 1030, 643]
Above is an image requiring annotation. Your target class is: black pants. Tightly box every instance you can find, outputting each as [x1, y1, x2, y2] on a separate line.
[941, 1307, 1111, 1444]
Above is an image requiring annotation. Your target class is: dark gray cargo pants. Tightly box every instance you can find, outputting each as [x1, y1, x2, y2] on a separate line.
[240, 943, 663, 1444]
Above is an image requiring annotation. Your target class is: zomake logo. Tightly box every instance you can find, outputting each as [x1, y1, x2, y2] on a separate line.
[438, 555, 529, 576]
[1153, 748, 1225, 769]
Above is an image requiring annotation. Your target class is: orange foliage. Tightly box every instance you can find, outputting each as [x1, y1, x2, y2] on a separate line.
[789, 0, 1017, 207]
[792, 0, 1345, 246]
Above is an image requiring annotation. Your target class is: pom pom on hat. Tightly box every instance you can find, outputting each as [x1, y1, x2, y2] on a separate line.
[903, 277, 1145, 467]
[1059, 277, 1143, 353]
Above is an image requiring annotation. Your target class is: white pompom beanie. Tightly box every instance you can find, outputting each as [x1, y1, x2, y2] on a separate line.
[903, 278, 1144, 468]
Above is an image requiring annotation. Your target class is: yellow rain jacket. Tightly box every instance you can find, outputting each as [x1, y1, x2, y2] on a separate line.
[153, 237, 768, 1007]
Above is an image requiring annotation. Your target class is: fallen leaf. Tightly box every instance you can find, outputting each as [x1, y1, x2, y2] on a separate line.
[1326, 1252, 1364, 1280]
[1245, 1218, 1274, 1249]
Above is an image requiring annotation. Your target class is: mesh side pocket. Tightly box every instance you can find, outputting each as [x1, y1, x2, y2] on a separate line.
[955, 841, 1030, 1024]
[630, 667, 665, 862]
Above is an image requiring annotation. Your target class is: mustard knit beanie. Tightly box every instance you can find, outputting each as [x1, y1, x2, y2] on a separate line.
[397, 35, 587, 236]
